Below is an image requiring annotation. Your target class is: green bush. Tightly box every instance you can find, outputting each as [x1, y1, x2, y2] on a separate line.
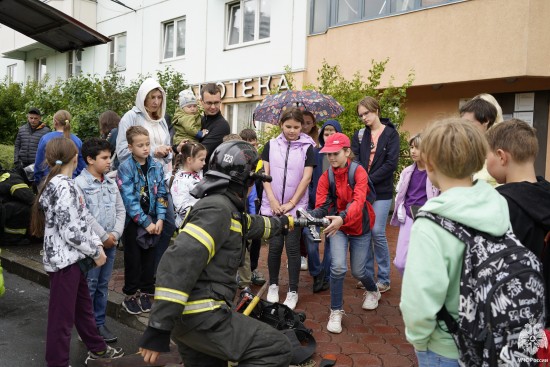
[0, 67, 188, 151]
[0, 144, 15, 169]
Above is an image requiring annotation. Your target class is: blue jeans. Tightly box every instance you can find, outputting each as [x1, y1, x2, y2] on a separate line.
[303, 227, 330, 281]
[154, 191, 176, 273]
[87, 246, 116, 326]
[416, 350, 459, 367]
[330, 230, 376, 310]
[366, 199, 392, 285]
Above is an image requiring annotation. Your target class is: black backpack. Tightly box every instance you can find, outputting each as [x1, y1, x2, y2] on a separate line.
[327, 160, 376, 205]
[416, 211, 546, 367]
[235, 290, 316, 365]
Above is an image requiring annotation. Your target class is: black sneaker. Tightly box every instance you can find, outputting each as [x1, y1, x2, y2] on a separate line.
[97, 324, 117, 343]
[122, 295, 142, 315]
[139, 292, 152, 313]
[85, 345, 124, 365]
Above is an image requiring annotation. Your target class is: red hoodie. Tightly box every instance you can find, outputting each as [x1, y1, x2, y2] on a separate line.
[313, 159, 375, 236]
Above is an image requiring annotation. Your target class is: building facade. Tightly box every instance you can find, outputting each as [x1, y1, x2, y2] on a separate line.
[1, 0, 548, 176]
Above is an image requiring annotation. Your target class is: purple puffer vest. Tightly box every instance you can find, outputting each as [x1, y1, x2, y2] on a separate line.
[260, 133, 315, 217]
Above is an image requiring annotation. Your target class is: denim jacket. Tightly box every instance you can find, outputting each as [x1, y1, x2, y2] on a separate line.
[116, 155, 168, 228]
[75, 168, 126, 242]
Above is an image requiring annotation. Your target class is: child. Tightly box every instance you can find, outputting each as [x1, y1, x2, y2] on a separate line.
[390, 133, 439, 274]
[485, 119, 550, 316]
[170, 142, 207, 228]
[29, 137, 123, 366]
[75, 138, 126, 343]
[307, 119, 342, 293]
[172, 88, 206, 145]
[400, 118, 510, 366]
[239, 128, 266, 286]
[309, 133, 377, 334]
[117, 126, 168, 315]
[260, 107, 316, 310]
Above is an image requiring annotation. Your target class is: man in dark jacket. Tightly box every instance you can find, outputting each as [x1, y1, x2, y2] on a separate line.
[198, 83, 230, 166]
[14, 107, 51, 168]
[139, 141, 293, 367]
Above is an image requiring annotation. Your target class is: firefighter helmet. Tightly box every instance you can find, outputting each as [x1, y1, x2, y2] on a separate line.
[207, 141, 260, 187]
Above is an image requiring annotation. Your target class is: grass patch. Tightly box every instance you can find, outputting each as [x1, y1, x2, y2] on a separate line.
[0, 144, 14, 169]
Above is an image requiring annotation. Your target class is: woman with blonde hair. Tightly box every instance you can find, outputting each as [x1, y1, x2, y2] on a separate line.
[34, 109, 86, 184]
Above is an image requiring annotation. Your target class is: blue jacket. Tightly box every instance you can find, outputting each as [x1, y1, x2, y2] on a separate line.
[351, 118, 400, 200]
[310, 120, 343, 208]
[116, 155, 168, 228]
[34, 131, 86, 183]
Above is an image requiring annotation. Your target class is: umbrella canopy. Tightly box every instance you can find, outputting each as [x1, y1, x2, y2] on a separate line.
[253, 90, 344, 124]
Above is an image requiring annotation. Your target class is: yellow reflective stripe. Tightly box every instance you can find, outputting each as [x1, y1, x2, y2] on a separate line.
[245, 214, 252, 230]
[154, 287, 189, 305]
[10, 183, 29, 195]
[182, 223, 215, 261]
[0, 173, 9, 182]
[4, 227, 27, 235]
[230, 219, 242, 234]
[262, 216, 271, 239]
[182, 299, 225, 315]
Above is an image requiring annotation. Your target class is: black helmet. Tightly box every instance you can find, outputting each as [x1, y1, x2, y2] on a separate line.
[207, 141, 260, 187]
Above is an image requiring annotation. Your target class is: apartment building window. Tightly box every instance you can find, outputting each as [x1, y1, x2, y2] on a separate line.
[163, 17, 186, 60]
[35, 57, 47, 81]
[227, 0, 270, 47]
[67, 50, 82, 77]
[225, 102, 258, 133]
[109, 33, 127, 71]
[7, 64, 16, 83]
[310, 0, 460, 33]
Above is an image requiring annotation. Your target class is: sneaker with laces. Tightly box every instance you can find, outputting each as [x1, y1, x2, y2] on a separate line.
[251, 270, 266, 286]
[300, 256, 308, 271]
[283, 291, 299, 310]
[97, 324, 117, 343]
[85, 345, 124, 365]
[377, 282, 391, 293]
[122, 295, 142, 315]
[327, 309, 345, 334]
[267, 284, 279, 303]
[362, 290, 381, 310]
[138, 292, 152, 312]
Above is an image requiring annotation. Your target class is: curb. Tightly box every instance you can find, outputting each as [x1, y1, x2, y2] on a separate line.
[0, 247, 148, 332]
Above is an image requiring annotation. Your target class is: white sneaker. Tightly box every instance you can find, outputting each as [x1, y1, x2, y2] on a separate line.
[362, 290, 381, 310]
[283, 291, 299, 310]
[327, 309, 345, 334]
[300, 256, 308, 271]
[267, 284, 279, 303]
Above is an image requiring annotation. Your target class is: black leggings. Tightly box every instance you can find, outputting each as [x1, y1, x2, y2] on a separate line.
[267, 227, 301, 292]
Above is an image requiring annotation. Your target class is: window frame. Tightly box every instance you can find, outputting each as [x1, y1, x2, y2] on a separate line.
[226, 0, 271, 49]
[6, 64, 16, 83]
[309, 0, 462, 35]
[162, 16, 186, 61]
[109, 33, 127, 72]
[67, 49, 82, 78]
[35, 57, 47, 81]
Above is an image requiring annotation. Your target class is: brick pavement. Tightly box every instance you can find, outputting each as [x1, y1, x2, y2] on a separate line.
[108, 222, 417, 367]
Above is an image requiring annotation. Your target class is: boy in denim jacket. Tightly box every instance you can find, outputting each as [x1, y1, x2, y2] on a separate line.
[75, 137, 126, 343]
[116, 126, 168, 315]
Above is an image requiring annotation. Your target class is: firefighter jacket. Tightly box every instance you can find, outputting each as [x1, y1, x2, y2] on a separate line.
[140, 188, 290, 352]
[0, 170, 35, 235]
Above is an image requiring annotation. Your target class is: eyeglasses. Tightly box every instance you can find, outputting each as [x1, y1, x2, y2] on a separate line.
[358, 111, 372, 119]
[203, 101, 221, 107]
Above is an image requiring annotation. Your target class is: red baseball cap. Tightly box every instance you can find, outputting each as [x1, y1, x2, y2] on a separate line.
[320, 133, 350, 153]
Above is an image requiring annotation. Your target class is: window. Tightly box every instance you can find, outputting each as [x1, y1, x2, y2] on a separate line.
[163, 17, 186, 60]
[227, 0, 270, 47]
[109, 33, 127, 71]
[67, 50, 82, 77]
[7, 64, 16, 83]
[35, 57, 47, 81]
[225, 102, 259, 133]
[310, 0, 460, 33]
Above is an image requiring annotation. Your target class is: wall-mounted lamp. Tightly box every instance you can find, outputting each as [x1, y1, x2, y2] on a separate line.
[505, 77, 518, 84]
[432, 84, 443, 90]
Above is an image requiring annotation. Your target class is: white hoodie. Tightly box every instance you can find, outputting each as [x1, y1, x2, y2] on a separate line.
[116, 78, 172, 176]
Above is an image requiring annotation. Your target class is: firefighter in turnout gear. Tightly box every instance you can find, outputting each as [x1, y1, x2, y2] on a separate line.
[139, 141, 294, 367]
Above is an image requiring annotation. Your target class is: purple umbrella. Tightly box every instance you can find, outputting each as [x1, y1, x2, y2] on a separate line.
[253, 90, 344, 124]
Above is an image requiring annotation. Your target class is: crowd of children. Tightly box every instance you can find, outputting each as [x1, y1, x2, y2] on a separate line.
[10, 85, 550, 367]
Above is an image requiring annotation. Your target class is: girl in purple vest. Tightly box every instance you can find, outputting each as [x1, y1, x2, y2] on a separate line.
[260, 107, 316, 310]
[390, 133, 439, 274]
